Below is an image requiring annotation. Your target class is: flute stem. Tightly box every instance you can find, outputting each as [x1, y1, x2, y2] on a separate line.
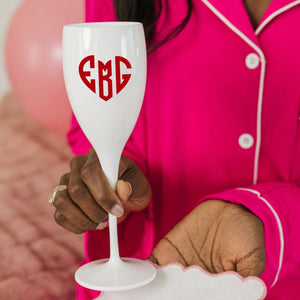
[108, 213, 122, 264]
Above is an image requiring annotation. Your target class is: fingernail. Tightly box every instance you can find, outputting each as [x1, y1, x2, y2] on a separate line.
[126, 182, 132, 197]
[111, 204, 124, 217]
[96, 222, 107, 230]
[117, 180, 132, 201]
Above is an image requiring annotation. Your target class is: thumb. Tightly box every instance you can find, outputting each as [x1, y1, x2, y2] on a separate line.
[117, 156, 152, 212]
[116, 180, 132, 202]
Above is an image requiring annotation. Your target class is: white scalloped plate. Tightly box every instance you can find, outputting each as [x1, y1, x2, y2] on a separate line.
[96, 263, 267, 300]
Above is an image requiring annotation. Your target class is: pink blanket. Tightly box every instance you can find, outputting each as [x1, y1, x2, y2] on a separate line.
[0, 93, 83, 300]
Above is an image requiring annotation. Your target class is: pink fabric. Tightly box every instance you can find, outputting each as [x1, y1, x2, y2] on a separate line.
[69, 0, 300, 299]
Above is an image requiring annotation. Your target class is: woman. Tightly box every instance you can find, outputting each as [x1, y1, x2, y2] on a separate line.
[51, 0, 300, 299]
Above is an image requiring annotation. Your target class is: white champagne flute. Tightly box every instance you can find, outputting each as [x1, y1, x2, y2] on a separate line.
[62, 22, 156, 292]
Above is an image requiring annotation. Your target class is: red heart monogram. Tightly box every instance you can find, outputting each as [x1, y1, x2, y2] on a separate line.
[79, 55, 132, 101]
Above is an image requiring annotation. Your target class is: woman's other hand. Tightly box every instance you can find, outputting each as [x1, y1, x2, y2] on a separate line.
[148, 200, 266, 278]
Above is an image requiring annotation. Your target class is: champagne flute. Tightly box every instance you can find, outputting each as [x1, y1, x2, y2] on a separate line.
[62, 22, 156, 292]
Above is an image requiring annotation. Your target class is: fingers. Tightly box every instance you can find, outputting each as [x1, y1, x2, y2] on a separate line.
[218, 205, 266, 277]
[53, 152, 108, 234]
[235, 247, 266, 277]
[233, 213, 266, 277]
[53, 190, 97, 234]
[148, 221, 210, 271]
[69, 155, 108, 223]
[117, 155, 152, 212]
[221, 246, 266, 278]
[54, 169, 101, 234]
[53, 149, 152, 234]
[80, 149, 125, 217]
[149, 236, 190, 267]
[53, 211, 84, 234]
[147, 253, 159, 265]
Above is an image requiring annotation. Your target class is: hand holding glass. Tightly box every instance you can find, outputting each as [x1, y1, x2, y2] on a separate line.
[62, 22, 156, 292]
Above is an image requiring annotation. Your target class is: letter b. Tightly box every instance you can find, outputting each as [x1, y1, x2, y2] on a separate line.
[98, 60, 113, 101]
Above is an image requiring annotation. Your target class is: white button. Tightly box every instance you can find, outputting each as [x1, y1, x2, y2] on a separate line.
[245, 53, 260, 69]
[238, 133, 254, 149]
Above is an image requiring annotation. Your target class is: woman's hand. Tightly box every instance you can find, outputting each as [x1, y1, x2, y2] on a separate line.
[53, 148, 152, 234]
[148, 200, 266, 278]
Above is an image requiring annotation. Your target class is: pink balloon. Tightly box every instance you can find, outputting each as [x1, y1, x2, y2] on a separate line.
[5, 0, 84, 135]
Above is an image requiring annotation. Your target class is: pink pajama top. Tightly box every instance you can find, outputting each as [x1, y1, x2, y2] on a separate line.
[68, 0, 300, 299]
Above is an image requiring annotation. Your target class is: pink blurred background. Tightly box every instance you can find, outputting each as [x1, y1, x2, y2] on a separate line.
[0, 1, 86, 299]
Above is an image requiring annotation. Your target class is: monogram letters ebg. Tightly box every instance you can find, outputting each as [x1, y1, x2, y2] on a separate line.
[79, 55, 132, 101]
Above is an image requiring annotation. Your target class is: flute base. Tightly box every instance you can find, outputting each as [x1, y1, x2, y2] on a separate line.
[75, 258, 157, 292]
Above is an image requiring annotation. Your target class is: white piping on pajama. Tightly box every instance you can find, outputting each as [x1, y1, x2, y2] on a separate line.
[237, 188, 284, 287]
[256, 1, 300, 35]
[201, 0, 265, 185]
